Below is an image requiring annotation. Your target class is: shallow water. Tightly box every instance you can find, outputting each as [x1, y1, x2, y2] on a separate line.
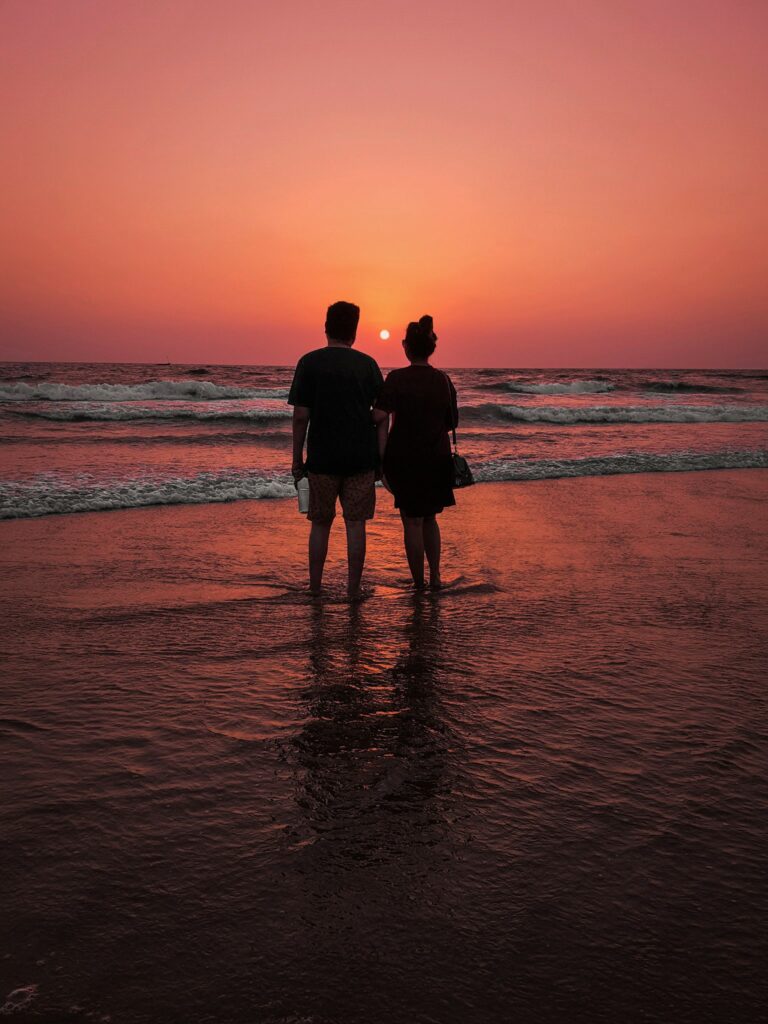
[2, 474, 767, 1022]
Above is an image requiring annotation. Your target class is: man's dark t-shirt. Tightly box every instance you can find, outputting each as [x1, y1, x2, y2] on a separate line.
[288, 346, 384, 475]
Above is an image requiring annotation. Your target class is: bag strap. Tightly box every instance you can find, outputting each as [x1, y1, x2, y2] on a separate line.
[442, 371, 458, 453]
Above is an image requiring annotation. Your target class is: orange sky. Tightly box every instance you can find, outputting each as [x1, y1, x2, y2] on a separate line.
[1, 0, 767, 367]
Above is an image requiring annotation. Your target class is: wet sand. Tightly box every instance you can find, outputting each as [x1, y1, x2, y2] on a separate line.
[2, 472, 767, 1023]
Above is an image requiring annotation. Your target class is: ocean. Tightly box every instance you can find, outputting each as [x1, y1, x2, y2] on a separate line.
[1, 362, 767, 518]
[2, 360, 767, 1023]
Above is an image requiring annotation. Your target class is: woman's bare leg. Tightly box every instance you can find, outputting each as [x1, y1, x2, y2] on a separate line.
[423, 515, 441, 587]
[401, 514, 426, 588]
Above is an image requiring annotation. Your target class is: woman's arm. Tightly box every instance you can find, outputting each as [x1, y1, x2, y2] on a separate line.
[446, 375, 459, 429]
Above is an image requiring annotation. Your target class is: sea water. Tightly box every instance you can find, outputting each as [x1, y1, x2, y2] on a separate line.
[1, 363, 767, 518]
[1, 362, 767, 1022]
[2, 473, 767, 1023]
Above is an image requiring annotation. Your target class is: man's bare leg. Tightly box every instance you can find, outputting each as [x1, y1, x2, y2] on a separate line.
[308, 520, 332, 595]
[344, 519, 366, 598]
[401, 514, 426, 589]
[423, 514, 441, 588]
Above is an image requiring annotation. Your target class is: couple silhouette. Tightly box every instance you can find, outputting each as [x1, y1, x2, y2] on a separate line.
[289, 301, 459, 598]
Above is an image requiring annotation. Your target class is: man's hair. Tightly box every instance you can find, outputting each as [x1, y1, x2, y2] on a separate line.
[325, 301, 360, 343]
[404, 315, 437, 360]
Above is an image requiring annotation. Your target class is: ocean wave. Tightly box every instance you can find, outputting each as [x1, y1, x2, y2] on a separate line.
[505, 379, 614, 395]
[0, 470, 295, 519]
[462, 403, 768, 424]
[8, 403, 292, 423]
[477, 375, 753, 396]
[475, 450, 768, 483]
[0, 379, 288, 402]
[638, 380, 742, 394]
[2, 450, 765, 519]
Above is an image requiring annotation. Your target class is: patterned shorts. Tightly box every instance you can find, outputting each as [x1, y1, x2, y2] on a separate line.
[307, 470, 376, 523]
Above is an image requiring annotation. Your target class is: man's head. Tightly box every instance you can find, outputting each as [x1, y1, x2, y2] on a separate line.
[325, 301, 360, 345]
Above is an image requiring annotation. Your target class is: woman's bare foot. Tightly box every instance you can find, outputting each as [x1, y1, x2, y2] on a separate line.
[429, 575, 442, 590]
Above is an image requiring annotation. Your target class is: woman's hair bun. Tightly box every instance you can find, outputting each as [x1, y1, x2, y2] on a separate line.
[418, 315, 434, 337]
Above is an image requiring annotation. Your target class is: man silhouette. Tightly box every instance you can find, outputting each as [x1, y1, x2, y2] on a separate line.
[289, 301, 385, 598]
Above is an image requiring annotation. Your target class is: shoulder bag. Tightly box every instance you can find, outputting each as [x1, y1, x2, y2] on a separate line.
[443, 372, 474, 488]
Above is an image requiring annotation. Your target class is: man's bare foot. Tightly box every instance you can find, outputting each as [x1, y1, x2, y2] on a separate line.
[429, 575, 442, 590]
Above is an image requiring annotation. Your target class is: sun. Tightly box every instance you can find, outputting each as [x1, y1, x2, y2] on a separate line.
[379, 329, 390, 340]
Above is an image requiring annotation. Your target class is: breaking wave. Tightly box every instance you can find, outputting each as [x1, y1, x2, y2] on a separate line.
[462, 403, 768, 424]
[475, 449, 768, 483]
[638, 380, 742, 394]
[0, 380, 288, 402]
[19, 398, 765, 427]
[2, 450, 765, 519]
[0, 470, 295, 519]
[8, 403, 292, 423]
[504, 379, 614, 395]
[477, 375, 756, 396]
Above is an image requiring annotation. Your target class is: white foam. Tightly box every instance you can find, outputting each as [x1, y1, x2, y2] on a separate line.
[0, 470, 295, 519]
[2, 450, 765, 519]
[497, 403, 768, 424]
[0, 380, 288, 402]
[505, 380, 614, 395]
[9, 403, 292, 423]
[475, 450, 768, 482]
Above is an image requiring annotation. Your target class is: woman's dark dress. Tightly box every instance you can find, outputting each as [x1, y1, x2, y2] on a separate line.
[376, 365, 459, 517]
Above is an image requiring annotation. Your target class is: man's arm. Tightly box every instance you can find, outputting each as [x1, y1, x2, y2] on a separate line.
[372, 408, 389, 480]
[292, 406, 310, 480]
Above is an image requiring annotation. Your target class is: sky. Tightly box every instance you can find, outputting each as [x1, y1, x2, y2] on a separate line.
[1, 0, 767, 367]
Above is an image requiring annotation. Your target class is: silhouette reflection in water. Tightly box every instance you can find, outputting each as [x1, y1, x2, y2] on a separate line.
[271, 596, 469, 1020]
[292, 596, 457, 864]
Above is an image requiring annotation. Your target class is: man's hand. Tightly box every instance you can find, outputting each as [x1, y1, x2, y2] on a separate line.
[292, 461, 306, 485]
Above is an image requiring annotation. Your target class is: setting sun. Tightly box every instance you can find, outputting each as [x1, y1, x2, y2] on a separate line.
[379, 330, 390, 341]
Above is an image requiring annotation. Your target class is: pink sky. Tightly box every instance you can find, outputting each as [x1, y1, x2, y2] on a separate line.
[1, 0, 767, 366]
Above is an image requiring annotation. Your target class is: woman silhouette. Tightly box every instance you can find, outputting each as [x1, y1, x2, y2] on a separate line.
[374, 315, 459, 590]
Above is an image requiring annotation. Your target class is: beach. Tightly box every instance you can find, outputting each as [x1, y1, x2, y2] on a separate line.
[4, 0, 768, 1015]
[2, 471, 767, 1023]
